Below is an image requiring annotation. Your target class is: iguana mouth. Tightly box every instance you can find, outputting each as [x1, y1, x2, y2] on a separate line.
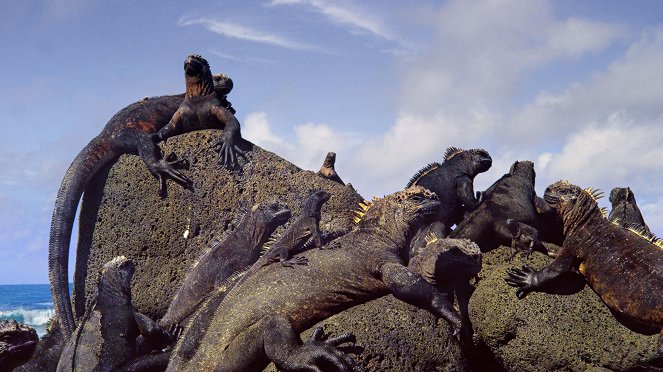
[7, 340, 37, 358]
[184, 56, 205, 76]
[543, 191, 559, 205]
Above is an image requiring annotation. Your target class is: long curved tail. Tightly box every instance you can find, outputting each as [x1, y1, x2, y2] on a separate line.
[48, 137, 117, 339]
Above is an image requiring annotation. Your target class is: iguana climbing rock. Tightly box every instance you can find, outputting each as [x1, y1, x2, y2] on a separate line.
[449, 160, 550, 257]
[317, 152, 344, 185]
[57, 256, 175, 371]
[406, 147, 492, 255]
[608, 187, 653, 236]
[0, 320, 38, 371]
[49, 55, 241, 339]
[260, 189, 331, 267]
[167, 186, 465, 371]
[505, 180, 663, 357]
[159, 202, 291, 328]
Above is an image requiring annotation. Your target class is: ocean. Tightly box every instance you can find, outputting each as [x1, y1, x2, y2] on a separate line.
[0, 284, 59, 337]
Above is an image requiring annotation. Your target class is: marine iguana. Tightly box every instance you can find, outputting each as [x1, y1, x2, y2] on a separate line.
[317, 152, 345, 185]
[406, 147, 492, 255]
[49, 55, 242, 339]
[505, 180, 663, 357]
[56, 256, 175, 371]
[159, 202, 291, 328]
[449, 160, 550, 257]
[0, 320, 38, 371]
[260, 189, 331, 267]
[608, 187, 653, 236]
[167, 186, 464, 371]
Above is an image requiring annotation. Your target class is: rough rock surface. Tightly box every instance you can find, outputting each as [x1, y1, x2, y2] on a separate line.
[265, 295, 469, 372]
[15, 320, 63, 372]
[74, 130, 363, 319]
[470, 246, 662, 372]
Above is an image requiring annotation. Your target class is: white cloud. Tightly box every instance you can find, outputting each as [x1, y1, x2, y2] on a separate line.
[178, 17, 320, 51]
[268, 0, 393, 41]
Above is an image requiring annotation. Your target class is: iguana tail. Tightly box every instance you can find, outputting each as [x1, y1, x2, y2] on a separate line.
[48, 137, 119, 340]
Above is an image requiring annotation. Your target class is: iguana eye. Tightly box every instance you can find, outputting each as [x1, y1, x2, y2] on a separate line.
[411, 195, 423, 202]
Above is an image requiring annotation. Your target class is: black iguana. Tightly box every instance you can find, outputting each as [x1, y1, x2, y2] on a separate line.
[406, 147, 492, 256]
[49, 55, 242, 339]
[608, 187, 653, 236]
[56, 256, 175, 371]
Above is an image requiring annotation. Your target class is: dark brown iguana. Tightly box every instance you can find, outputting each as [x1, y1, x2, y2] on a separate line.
[406, 147, 492, 256]
[158, 202, 291, 329]
[505, 180, 663, 357]
[0, 320, 38, 371]
[259, 189, 331, 267]
[49, 55, 242, 339]
[56, 256, 175, 371]
[317, 152, 345, 185]
[449, 160, 552, 257]
[608, 187, 653, 236]
[167, 186, 465, 371]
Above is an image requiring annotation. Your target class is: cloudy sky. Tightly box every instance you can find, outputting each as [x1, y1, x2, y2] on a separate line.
[1, 0, 663, 284]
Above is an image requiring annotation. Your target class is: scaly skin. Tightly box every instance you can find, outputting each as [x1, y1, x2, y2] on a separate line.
[406, 147, 492, 256]
[49, 55, 239, 339]
[450, 160, 552, 257]
[159, 202, 291, 328]
[0, 320, 38, 371]
[506, 180, 663, 357]
[260, 189, 331, 267]
[57, 257, 174, 371]
[608, 187, 653, 236]
[168, 186, 464, 371]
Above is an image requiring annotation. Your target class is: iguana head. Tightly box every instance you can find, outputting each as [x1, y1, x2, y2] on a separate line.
[249, 202, 292, 247]
[212, 73, 233, 96]
[609, 187, 635, 207]
[0, 319, 38, 371]
[444, 147, 492, 178]
[98, 256, 135, 298]
[302, 189, 331, 217]
[509, 160, 535, 184]
[359, 186, 440, 249]
[544, 181, 604, 231]
[184, 54, 215, 99]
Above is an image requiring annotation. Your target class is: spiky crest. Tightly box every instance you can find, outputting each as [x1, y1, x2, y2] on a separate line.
[444, 147, 464, 161]
[353, 199, 375, 224]
[424, 232, 439, 247]
[406, 163, 442, 188]
[583, 187, 604, 201]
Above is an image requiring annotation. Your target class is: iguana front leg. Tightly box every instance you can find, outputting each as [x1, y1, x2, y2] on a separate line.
[137, 121, 193, 197]
[210, 105, 244, 167]
[505, 249, 577, 299]
[134, 312, 180, 354]
[499, 219, 547, 258]
[380, 262, 463, 337]
[456, 176, 482, 211]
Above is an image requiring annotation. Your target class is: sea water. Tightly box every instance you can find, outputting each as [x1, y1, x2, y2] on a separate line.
[0, 284, 58, 337]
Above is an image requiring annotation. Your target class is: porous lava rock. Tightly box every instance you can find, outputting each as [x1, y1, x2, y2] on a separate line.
[470, 247, 662, 371]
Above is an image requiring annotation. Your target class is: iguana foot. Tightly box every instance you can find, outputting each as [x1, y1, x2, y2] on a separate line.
[213, 136, 245, 168]
[281, 327, 359, 372]
[505, 265, 537, 299]
[281, 256, 309, 267]
[150, 157, 193, 198]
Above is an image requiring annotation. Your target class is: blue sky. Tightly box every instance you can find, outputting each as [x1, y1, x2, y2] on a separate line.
[1, 0, 663, 284]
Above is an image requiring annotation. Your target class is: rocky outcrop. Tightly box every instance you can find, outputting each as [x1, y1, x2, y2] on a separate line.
[74, 130, 363, 319]
[470, 247, 662, 371]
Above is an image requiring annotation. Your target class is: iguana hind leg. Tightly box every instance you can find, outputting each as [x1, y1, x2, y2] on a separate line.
[212, 314, 358, 371]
